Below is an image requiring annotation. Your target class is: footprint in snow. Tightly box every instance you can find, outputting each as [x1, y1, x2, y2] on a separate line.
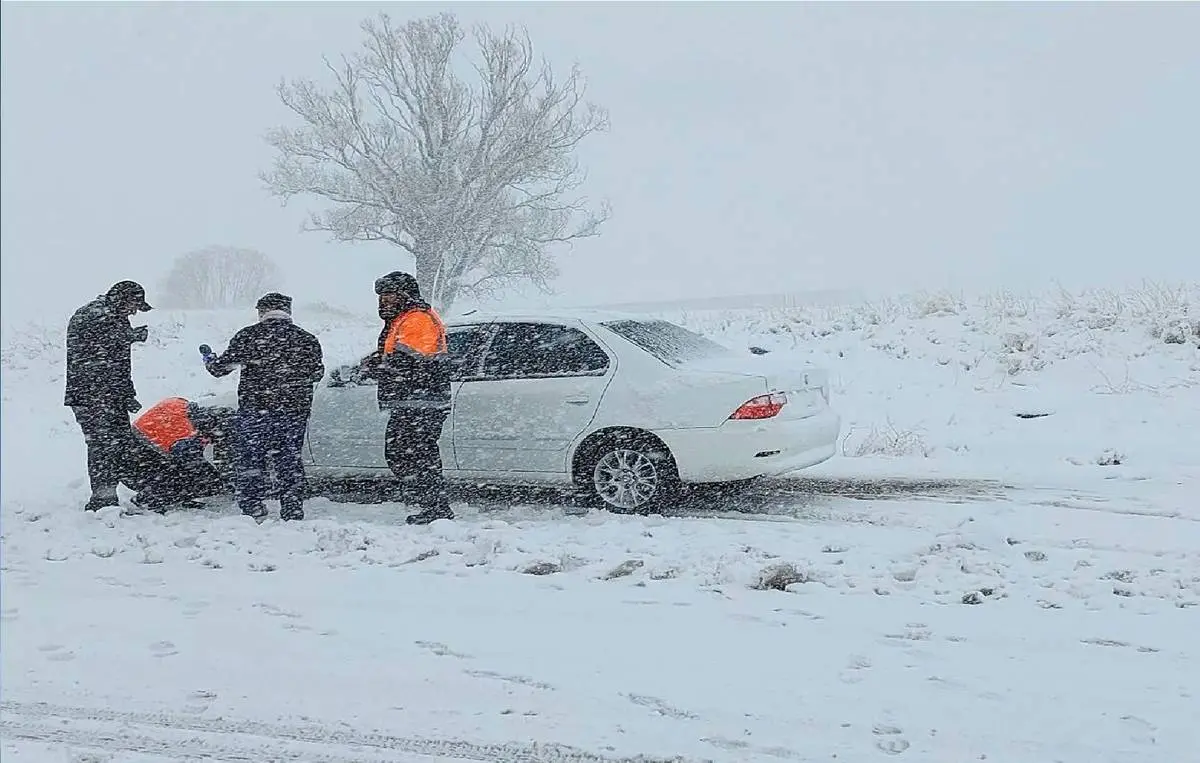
[876, 738, 911, 755]
[1120, 714, 1158, 745]
[702, 737, 807, 760]
[839, 654, 873, 685]
[414, 640, 473, 660]
[772, 607, 824, 621]
[623, 692, 698, 720]
[149, 640, 179, 658]
[465, 669, 555, 691]
[39, 643, 77, 662]
[254, 602, 303, 619]
[180, 600, 209, 617]
[873, 724, 910, 755]
[183, 689, 217, 714]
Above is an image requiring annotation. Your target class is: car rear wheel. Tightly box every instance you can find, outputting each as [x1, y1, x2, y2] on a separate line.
[578, 433, 680, 515]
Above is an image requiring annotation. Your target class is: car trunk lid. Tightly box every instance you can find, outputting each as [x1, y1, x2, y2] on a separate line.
[683, 355, 831, 421]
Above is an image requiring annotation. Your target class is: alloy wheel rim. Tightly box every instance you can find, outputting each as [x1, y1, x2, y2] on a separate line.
[593, 448, 659, 510]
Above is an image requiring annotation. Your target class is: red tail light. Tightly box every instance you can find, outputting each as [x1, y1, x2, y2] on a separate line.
[730, 392, 787, 420]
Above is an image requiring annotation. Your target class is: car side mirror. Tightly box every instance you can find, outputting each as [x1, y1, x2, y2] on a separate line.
[749, 346, 770, 355]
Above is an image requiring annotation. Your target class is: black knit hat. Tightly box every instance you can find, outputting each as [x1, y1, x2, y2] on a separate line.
[255, 292, 293, 313]
[374, 271, 422, 298]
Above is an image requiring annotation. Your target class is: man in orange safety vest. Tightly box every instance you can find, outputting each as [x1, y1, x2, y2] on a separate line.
[361, 271, 453, 525]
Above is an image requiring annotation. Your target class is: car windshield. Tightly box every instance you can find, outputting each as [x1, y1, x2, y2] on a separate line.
[600, 319, 734, 367]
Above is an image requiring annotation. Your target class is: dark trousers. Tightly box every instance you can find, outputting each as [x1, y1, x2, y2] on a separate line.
[385, 407, 449, 513]
[125, 436, 167, 494]
[135, 437, 226, 510]
[71, 406, 134, 498]
[234, 409, 309, 518]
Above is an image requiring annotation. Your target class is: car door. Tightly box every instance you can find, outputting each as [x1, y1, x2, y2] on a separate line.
[452, 321, 613, 475]
[307, 325, 493, 471]
[443, 322, 495, 472]
[306, 364, 390, 470]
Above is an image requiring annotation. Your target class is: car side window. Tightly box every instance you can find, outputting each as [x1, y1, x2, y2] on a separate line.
[447, 325, 493, 381]
[479, 323, 610, 380]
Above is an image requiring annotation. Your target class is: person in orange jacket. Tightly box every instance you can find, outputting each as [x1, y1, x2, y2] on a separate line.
[128, 397, 233, 512]
[360, 271, 453, 525]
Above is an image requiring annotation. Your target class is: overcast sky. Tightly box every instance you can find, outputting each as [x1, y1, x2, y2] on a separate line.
[2, 1, 1198, 320]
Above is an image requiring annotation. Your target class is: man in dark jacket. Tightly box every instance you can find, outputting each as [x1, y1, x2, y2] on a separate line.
[361, 271, 453, 525]
[201, 293, 324, 521]
[64, 280, 153, 511]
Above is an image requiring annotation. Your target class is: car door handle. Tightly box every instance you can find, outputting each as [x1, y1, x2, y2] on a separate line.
[565, 395, 590, 405]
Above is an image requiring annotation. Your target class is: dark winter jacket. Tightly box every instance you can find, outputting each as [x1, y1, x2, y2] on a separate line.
[64, 295, 138, 408]
[205, 314, 325, 414]
[365, 303, 451, 410]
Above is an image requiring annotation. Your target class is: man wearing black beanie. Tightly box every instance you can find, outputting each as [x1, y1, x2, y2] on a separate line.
[200, 292, 324, 521]
[360, 271, 454, 525]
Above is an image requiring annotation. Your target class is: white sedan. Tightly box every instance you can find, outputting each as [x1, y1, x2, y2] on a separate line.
[207, 312, 841, 513]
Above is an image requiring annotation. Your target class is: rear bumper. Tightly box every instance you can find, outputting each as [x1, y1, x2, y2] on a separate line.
[654, 407, 841, 483]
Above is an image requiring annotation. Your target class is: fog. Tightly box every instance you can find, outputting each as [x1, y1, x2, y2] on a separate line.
[3, 2, 1197, 322]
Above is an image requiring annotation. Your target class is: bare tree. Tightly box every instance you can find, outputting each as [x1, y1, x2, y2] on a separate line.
[160, 246, 284, 309]
[261, 12, 609, 310]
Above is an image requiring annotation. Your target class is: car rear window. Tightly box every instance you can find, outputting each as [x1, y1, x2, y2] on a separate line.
[600, 319, 733, 367]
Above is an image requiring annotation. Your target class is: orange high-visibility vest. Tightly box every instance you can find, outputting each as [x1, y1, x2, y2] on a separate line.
[133, 397, 199, 453]
[383, 308, 448, 357]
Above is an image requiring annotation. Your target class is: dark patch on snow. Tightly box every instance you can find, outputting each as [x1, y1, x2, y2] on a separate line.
[753, 562, 810, 591]
[522, 561, 562, 576]
[602, 559, 644, 580]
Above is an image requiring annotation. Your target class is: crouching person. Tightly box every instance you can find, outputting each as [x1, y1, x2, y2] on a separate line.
[128, 397, 232, 512]
[202, 293, 324, 522]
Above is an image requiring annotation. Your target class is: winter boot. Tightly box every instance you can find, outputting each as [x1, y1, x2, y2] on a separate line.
[405, 506, 454, 525]
[242, 504, 269, 522]
[84, 489, 119, 512]
[131, 491, 170, 515]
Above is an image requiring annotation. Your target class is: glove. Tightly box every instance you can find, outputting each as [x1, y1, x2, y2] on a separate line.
[199, 344, 217, 364]
[131, 325, 148, 344]
[127, 398, 142, 414]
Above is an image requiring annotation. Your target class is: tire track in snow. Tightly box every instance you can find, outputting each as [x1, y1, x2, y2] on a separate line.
[0, 701, 691, 763]
[1022, 495, 1199, 522]
[753, 479, 1194, 523]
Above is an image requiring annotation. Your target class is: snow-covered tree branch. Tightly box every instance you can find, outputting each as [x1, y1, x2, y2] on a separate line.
[261, 12, 610, 310]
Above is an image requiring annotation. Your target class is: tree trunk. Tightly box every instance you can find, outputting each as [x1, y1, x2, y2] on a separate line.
[413, 248, 456, 314]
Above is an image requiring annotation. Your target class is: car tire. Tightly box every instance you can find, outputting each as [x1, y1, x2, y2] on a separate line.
[577, 432, 680, 515]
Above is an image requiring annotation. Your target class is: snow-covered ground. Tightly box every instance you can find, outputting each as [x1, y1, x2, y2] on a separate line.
[2, 283, 1198, 762]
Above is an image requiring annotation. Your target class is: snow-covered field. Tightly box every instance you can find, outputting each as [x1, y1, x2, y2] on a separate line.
[2, 284, 1198, 762]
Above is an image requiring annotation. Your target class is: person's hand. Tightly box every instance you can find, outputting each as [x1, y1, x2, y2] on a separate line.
[199, 344, 217, 364]
[131, 325, 148, 343]
[127, 398, 142, 414]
